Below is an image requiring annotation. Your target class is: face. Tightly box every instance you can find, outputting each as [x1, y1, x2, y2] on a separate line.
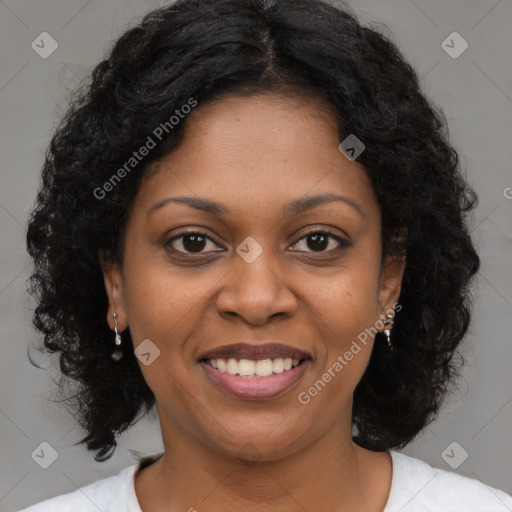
[103, 93, 405, 462]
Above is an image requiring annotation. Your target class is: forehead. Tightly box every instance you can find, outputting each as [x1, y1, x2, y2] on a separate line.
[134, 93, 378, 223]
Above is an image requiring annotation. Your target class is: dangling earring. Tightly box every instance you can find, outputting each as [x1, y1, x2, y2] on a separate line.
[111, 312, 123, 361]
[382, 312, 395, 350]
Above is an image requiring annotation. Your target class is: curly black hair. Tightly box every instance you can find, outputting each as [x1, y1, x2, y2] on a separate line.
[26, 0, 480, 462]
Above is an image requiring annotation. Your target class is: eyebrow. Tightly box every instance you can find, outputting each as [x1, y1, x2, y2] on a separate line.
[147, 192, 366, 220]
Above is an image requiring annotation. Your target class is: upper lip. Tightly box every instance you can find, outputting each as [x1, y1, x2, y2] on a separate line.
[198, 343, 312, 361]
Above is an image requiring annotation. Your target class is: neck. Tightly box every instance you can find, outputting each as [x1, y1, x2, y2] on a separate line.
[134, 413, 392, 511]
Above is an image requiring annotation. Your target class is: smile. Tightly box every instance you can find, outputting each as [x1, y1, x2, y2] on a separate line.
[208, 357, 302, 376]
[199, 358, 311, 399]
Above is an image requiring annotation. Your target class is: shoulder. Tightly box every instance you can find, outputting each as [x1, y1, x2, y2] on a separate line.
[16, 464, 138, 512]
[385, 450, 512, 512]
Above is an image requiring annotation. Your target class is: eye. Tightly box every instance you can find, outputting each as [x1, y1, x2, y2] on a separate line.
[290, 228, 350, 253]
[164, 230, 222, 255]
[164, 227, 350, 256]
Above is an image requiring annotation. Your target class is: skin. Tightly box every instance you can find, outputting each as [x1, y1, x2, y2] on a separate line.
[102, 93, 406, 511]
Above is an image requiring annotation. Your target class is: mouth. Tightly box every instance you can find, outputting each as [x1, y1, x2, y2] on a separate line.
[197, 343, 312, 399]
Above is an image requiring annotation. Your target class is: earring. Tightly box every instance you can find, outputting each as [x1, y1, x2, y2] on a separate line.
[111, 312, 123, 362]
[382, 312, 395, 350]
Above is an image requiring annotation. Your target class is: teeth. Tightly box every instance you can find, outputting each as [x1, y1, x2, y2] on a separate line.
[256, 359, 273, 377]
[207, 357, 303, 377]
[227, 358, 239, 375]
[238, 359, 256, 376]
[273, 358, 285, 373]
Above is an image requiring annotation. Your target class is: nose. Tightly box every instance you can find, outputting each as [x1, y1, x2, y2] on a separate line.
[216, 252, 298, 325]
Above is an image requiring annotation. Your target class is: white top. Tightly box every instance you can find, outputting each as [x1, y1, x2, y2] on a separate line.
[17, 450, 512, 511]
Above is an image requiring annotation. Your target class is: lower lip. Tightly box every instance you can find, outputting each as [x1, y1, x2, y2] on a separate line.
[199, 360, 311, 399]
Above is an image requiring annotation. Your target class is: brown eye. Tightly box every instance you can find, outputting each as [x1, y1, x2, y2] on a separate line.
[290, 229, 350, 253]
[165, 231, 221, 254]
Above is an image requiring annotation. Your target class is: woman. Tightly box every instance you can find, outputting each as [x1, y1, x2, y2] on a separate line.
[21, 0, 512, 510]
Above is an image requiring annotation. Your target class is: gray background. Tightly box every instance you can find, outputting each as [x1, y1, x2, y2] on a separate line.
[1, 0, 511, 510]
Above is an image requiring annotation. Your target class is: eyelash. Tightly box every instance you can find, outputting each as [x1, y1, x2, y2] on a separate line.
[164, 227, 350, 256]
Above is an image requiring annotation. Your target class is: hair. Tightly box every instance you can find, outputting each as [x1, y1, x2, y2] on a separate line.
[26, 0, 480, 462]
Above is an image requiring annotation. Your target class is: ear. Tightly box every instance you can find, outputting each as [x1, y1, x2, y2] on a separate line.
[100, 255, 128, 332]
[377, 252, 406, 314]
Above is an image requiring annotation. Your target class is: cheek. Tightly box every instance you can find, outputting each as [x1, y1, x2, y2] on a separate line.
[311, 252, 381, 331]
[306, 252, 381, 383]
[120, 230, 224, 342]
[123, 271, 208, 348]
[302, 283, 378, 415]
